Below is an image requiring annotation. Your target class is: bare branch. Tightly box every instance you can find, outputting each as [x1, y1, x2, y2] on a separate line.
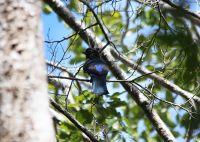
[184, 107, 196, 142]
[93, 0, 112, 9]
[135, 0, 200, 26]
[79, 0, 111, 52]
[110, 48, 200, 105]
[46, 60, 92, 88]
[48, 75, 90, 82]
[44, 23, 98, 43]
[133, 81, 194, 116]
[162, 0, 200, 21]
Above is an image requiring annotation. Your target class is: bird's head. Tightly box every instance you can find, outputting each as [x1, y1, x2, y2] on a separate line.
[82, 48, 100, 59]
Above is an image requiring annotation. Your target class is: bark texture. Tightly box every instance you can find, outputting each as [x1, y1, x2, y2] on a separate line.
[0, 0, 55, 142]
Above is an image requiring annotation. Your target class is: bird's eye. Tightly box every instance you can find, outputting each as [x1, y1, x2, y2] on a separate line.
[88, 50, 93, 54]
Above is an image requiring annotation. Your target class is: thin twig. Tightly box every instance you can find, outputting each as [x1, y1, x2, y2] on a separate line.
[162, 0, 200, 21]
[44, 23, 98, 43]
[79, 0, 111, 53]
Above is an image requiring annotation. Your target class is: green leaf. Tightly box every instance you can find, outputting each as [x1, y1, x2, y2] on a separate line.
[71, 132, 83, 142]
[111, 130, 118, 139]
[68, 0, 80, 12]
[166, 90, 173, 102]
[113, 82, 119, 88]
[146, 65, 154, 71]
[57, 131, 70, 140]
[107, 106, 120, 117]
[76, 109, 93, 124]
[60, 121, 77, 132]
[106, 118, 118, 127]
[42, 3, 52, 14]
[48, 84, 55, 91]
[171, 130, 180, 137]
[74, 95, 85, 101]
[57, 15, 63, 22]
[108, 98, 127, 107]
[110, 91, 125, 99]
[166, 119, 176, 129]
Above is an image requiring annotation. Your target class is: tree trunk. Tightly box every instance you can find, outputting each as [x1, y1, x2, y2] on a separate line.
[0, 1, 55, 142]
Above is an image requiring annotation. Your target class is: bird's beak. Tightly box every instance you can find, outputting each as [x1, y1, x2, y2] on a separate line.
[82, 51, 86, 54]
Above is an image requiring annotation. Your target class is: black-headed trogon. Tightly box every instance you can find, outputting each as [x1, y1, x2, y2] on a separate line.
[82, 48, 109, 95]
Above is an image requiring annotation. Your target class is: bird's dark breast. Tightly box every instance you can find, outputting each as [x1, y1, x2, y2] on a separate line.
[83, 59, 108, 76]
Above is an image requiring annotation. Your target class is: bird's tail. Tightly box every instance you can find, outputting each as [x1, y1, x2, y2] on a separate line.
[91, 75, 109, 95]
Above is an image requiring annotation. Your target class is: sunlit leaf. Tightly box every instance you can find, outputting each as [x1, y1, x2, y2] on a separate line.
[42, 3, 52, 14]
[76, 109, 93, 124]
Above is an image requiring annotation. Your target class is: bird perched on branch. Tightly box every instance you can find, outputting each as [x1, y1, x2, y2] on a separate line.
[82, 48, 109, 95]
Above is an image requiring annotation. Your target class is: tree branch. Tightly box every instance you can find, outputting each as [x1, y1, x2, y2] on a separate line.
[184, 111, 195, 142]
[135, 0, 200, 26]
[110, 48, 200, 105]
[79, 0, 112, 53]
[48, 75, 90, 82]
[50, 97, 99, 142]
[162, 0, 200, 21]
[46, 60, 92, 88]
[79, 0, 109, 42]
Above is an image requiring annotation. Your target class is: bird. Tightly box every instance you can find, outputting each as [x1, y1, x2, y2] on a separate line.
[82, 48, 109, 95]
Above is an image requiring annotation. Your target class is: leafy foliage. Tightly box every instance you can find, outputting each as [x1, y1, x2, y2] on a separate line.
[43, 0, 200, 141]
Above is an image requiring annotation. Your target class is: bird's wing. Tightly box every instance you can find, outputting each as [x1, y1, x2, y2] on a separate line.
[83, 59, 108, 76]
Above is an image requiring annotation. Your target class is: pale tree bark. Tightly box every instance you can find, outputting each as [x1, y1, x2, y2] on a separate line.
[0, 1, 55, 142]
